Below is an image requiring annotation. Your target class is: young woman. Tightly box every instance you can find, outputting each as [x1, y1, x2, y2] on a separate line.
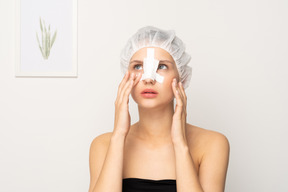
[89, 26, 230, 192]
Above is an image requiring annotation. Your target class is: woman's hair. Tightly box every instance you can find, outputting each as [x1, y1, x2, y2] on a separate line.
[120, 26, 192, 89]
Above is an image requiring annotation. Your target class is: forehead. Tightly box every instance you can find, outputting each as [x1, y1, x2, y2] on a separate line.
[130, 47, 174, 62]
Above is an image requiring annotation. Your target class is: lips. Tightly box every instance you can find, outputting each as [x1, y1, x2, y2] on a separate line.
[141, 89, 158, 94]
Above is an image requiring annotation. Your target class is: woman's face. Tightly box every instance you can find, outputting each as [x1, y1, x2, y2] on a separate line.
[128, 47, 180, 108]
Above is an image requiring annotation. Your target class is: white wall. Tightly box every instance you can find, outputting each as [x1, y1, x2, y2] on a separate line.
[0, 0, 287, 191]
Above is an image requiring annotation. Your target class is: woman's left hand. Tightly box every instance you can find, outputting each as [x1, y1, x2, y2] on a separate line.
[171, 78, 188, 146]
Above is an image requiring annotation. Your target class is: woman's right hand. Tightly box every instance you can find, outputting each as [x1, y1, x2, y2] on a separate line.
[113, 71, 142, 138]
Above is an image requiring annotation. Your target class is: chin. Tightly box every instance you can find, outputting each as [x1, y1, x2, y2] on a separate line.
[134, 97, 174, 110]
[137, 101, 160, 109]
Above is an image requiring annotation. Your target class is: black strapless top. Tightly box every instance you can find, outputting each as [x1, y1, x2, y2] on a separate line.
[122, 178, 177, 192]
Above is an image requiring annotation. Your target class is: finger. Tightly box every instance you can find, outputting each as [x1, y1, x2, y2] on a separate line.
[118, 71, 130, 92]
[172, 78, 183, 117]
[178, 82, 187, 115]
[116, 72, 130, 105]
[121, 72, 142, 105]
[173, 79, 184, 105]
[122, 74, 135, 104]
[132, 72, 142, 86]
[118, 72, 141, 105]
[119, 72, 134, 103]
[119, 72, 135, 104]
[176, 82, 184, 103]
[116, 71, 130, 103]
[180, 82, 188, 117]
[179, 82, 187, 105]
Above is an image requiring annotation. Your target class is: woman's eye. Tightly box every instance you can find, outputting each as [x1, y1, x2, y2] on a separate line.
[133, 64, 167, 70]
[158, 64, 168, 70]
[133, 64, 143, 70]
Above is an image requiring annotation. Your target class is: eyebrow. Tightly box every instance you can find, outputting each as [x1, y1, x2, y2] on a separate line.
[129, 59, 174, 65]
[129, 60, 143, 64]
[159, 60, 174, 65]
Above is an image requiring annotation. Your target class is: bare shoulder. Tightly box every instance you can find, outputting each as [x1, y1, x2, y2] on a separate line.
[187, 124, 230, 158]
[187, 124, 229, 145]
[89, 131, 113, 169]
[88, 132, 113, 192]
[187, 124, 230, 191]
[89, 131, 113, 165]
[90, 132, 113, 147]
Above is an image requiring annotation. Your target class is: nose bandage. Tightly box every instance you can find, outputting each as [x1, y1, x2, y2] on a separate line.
[140, 48, 164, 83]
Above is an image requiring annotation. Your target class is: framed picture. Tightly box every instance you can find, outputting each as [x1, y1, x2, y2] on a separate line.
[15, 0, 78, 77]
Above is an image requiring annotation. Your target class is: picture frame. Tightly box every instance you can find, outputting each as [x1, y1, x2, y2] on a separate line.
[15, 0, 78, 77]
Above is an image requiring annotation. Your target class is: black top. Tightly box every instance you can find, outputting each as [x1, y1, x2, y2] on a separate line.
[122, 178, 177, 192]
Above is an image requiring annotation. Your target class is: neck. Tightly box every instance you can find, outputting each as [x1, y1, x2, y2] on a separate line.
[132, 100, 175, 144]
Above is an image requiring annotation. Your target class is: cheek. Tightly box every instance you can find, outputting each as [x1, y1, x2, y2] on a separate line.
[160, 80, 175, 97]
[157, 70, 178, 80]
[163, 80, 172, 89]
[162, 75, 175, 87]
[158, 84, 175, 102]
[130, 85, 141, 102]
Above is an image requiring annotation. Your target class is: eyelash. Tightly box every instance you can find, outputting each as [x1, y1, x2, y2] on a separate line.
[133, 64, 168, 70]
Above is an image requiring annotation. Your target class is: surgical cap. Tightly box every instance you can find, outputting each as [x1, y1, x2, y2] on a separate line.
[120, 26, 192, 89]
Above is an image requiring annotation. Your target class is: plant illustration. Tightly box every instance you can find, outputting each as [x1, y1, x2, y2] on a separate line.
[36, 17, 57, 60]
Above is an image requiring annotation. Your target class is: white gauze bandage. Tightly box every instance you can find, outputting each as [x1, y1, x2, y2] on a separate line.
[140, 48, 164, 83]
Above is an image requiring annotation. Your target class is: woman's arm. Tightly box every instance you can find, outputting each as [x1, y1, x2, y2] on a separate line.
[88, 71, 141, 192]
[173, 132, 230, 192]
[171, 80, 230, 192]
[198, 133, 230, 192]
[89, 133, 125, 192]
[173, 141, 204, 192]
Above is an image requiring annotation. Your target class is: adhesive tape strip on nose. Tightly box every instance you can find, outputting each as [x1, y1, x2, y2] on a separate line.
[140, 48, 164, 83]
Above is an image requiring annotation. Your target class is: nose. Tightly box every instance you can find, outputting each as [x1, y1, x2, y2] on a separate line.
[143, 77, 156, 85]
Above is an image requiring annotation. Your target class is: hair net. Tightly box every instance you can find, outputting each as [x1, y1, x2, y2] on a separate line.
[120, 26, 192, 89]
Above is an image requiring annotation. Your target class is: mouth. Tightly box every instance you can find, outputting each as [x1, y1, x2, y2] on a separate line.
[141, 89, 158, 94]
[142, 92, 157, 94]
